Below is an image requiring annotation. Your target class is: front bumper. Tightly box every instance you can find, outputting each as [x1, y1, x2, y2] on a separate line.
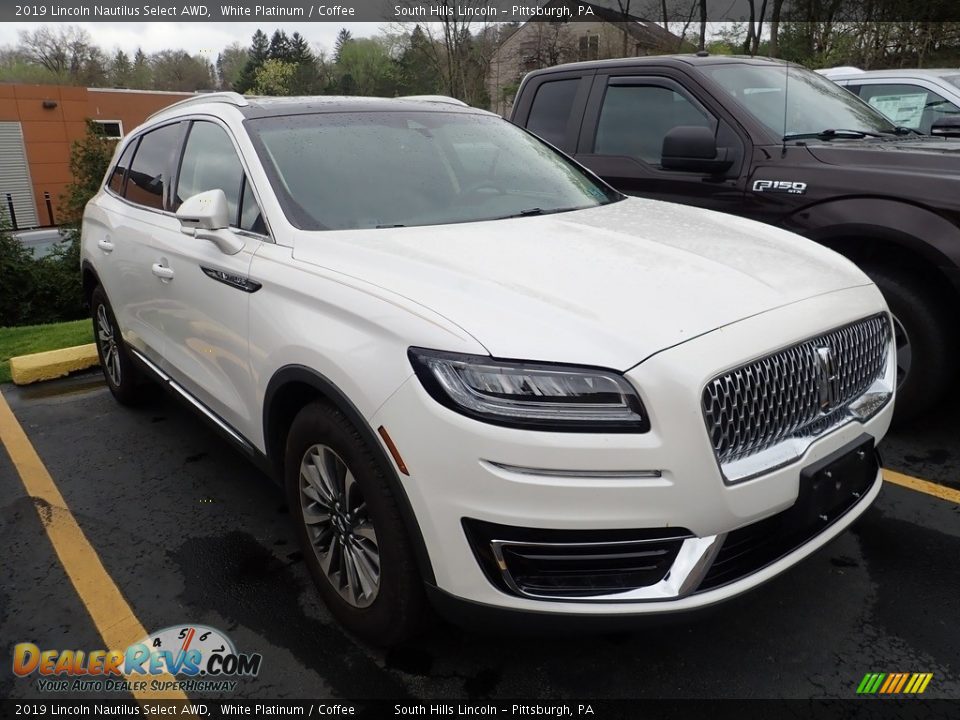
[370, 286, 892, 616]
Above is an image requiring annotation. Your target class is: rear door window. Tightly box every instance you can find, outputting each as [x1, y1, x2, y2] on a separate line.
[125, 123, 182, 210]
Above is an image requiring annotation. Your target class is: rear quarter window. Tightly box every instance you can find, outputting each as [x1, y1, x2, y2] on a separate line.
[107, 140, 137, 195]
[525, 79, 579, 149]
[124, 123, 182, 211]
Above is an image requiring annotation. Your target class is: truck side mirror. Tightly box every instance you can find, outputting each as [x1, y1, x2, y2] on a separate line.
[661, 126, 734, 174]
[930, 116, 960, 138]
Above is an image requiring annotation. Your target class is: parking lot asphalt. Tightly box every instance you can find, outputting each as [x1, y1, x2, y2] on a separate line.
[1, 371, 958, 701]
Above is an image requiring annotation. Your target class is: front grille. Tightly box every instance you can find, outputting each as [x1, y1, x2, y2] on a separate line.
[702, 315, 890, 467]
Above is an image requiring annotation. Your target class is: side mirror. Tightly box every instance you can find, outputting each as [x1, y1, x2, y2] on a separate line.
[930, 116, 960, 138]
[661, 126, 734, 174]
[175, 189, 244, 255]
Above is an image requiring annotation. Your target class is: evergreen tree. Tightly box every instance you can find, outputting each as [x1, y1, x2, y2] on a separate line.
[289, 32, 313, 64]
[110, 50, 132, 87]
[269, 30, 293, 62]
[235, 29, 269, 93]
[333, 28, 352, 64]
[130, 48, 152, 89]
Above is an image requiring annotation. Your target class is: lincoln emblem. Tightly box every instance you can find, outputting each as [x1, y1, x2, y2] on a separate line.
[816, 346, 840, 412]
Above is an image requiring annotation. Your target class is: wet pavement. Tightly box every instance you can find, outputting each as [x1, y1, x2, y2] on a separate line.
[1, 372, 958, 700]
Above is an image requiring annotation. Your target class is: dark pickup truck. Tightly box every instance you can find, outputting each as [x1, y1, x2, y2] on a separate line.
[510, 54, 960, 421]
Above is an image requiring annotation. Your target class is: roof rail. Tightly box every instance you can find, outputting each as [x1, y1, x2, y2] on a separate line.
[147, 91, 249, 120]
[401, 95, 469, 107]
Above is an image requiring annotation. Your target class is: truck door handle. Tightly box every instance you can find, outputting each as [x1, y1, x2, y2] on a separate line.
[97, 239, 114, 253]
[151, 263, 175, 280]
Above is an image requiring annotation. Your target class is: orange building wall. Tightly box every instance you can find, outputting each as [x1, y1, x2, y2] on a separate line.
[0, 83, 192, 226]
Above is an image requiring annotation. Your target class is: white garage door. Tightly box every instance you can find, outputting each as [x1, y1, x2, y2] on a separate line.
[0, 122, 39, 229]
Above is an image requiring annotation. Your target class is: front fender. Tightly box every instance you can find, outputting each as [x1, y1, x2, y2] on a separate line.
[780, 197, 960, 285]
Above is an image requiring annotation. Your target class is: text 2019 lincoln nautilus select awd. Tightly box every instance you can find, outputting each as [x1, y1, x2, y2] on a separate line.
[81, 91, 895, 644]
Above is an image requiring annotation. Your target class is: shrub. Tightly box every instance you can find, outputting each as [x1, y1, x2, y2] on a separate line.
[0, 215, 39, 326]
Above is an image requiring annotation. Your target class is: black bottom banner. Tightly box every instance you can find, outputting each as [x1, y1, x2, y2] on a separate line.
[1, 699, 958, 720]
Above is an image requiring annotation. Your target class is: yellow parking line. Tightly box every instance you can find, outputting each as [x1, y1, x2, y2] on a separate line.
[0, 389, 188, 702]
[883, 468, 960, 504]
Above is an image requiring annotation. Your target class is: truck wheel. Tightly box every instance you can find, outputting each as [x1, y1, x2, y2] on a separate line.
[284, 401, 426, 645]
[863, 265, 957, 423]
[90, 285, 147, 406]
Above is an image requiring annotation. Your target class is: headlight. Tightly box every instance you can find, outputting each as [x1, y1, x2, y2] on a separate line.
[408, 348, 649, 432]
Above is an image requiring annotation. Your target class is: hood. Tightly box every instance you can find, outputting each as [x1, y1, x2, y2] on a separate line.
[291, 198, 873, 369]
[805, 136, 960, 173]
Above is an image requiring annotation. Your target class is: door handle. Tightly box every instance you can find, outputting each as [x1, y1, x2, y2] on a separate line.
[97, 239, 114, 253]
[151, 263, 175, 280]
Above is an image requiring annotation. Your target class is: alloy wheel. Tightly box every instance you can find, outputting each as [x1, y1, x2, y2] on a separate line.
[298, 444, 380, 608]
[96, 304, 122, 387]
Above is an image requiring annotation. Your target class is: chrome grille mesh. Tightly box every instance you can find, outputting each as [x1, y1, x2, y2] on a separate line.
[702, 315, 890, 465]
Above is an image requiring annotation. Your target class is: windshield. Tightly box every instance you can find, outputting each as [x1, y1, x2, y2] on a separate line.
[246, 111, 620, 231]
[701, 64, 898, 138]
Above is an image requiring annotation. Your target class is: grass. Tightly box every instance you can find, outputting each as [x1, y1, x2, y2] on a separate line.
[0, 319, 93, 384]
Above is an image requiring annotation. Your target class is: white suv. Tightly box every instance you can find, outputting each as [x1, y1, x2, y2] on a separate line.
[82, 92, 895, 644]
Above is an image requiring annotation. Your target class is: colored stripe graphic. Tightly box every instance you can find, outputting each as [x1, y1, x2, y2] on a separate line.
[857, 672, 932, 694]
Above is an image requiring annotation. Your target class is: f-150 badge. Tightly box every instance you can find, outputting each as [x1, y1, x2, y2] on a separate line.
[752, 179, 808, 194]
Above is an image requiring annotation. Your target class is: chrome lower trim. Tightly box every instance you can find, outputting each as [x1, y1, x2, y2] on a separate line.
[484, 461, 662, 480]
[128, 346, 168, 381]
[128, 347, 253, 453]
[489, 533, 724, 603]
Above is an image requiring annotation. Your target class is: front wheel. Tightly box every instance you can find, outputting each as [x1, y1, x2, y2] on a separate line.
[864, 266, 958, 423]
[284, 401, 426, 645]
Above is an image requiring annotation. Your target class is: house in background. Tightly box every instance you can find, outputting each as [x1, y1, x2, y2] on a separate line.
[488, 2, 684, 116]
[0, 83, 193, 231]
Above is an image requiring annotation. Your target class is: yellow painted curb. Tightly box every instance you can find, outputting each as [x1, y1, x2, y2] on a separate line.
[9, 343, 99, 385]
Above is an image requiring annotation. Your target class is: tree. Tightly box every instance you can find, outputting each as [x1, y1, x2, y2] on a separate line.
[287, 32, 318, 94]
[151, 50, 214, 92]
[110, 50, 132, 87]
[334, 28, 353, 63]
[78, 46, 109, 87]
[269, 30, 293, 62]
[216, 43, 248, 91]
[253, 58, 296, 95]
[335, 38, 397, 96]
[130, 48, 152, 89]
[397, 25, 442, 95]
[17, 25, 96, 84]
[236, 29, 270, 93]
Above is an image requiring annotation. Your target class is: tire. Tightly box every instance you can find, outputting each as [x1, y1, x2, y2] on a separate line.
[90, 285, 147, 406]
[284, 401, 426, 645]
[863, 265, 958, 423]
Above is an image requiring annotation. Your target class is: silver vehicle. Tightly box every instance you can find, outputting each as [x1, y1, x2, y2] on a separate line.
[817, 67, 960, 136]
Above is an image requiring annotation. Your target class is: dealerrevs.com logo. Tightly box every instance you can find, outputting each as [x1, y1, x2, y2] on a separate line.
[13, 625, 262, 693]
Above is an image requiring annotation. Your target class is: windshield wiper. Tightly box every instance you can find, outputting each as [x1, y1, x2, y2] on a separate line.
[784, 128, 886, 140]
[498, 206, 583, 220]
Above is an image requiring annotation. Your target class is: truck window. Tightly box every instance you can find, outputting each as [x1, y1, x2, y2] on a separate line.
[856, 84, 960, 134]
[526, 79, 579, 148]
[594, 84, 711, 163]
